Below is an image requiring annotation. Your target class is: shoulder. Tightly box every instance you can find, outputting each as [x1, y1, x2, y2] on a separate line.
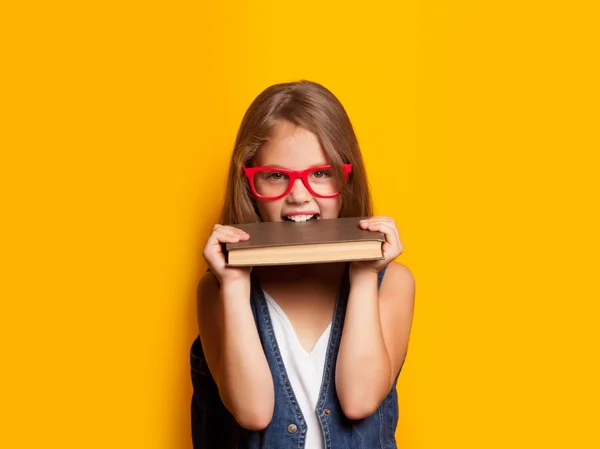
[380, 261, 415, 303]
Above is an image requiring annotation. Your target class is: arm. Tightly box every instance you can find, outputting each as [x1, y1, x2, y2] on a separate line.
[335, 218, 416, 420]
[197, 225, 274, 430]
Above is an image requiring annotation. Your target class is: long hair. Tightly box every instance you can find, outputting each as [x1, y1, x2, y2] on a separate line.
[219, 80, 372, 225]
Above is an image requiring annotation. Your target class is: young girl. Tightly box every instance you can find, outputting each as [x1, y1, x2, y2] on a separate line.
[190, 80, 415, 449]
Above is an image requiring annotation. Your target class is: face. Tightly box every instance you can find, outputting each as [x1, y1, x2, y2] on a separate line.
[251, 120, 343, 222]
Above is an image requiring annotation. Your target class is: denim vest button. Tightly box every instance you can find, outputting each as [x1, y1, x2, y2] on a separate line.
[323, 408, 331, 415]
[287, 424, 297, 434]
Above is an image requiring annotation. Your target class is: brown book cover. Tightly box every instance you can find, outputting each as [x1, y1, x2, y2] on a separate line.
[224, 217, 385, 266]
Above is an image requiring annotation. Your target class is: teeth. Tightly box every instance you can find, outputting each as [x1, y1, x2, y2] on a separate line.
[286, 214, 314, 222]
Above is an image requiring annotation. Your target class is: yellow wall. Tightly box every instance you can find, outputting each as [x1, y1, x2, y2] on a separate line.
[2, 1, 598, 448]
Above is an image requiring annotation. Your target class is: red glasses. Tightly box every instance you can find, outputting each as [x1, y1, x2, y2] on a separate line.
[243, 164, 352, 200]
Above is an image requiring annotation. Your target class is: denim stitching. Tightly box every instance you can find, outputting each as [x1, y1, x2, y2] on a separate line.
[252, 276, 307, 448]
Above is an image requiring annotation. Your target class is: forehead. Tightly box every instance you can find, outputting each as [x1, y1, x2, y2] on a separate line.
[253, 120, 329, 169]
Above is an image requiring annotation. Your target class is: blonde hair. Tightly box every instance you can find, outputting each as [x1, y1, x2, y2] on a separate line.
[219, 80, 372, 225]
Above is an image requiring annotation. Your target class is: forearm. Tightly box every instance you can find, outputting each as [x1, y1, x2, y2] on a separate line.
[336, 267, 391, 419]
[218, 278, 274, 429]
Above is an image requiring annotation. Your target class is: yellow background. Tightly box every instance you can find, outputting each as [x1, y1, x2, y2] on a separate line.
[1, 1, 599, 448]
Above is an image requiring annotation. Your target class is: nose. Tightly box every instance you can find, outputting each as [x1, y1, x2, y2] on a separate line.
[286, 177, 311, 203]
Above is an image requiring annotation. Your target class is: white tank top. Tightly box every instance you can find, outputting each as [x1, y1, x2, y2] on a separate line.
[263, 289, 331, 449]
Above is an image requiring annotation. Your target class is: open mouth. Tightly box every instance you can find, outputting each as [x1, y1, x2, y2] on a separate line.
[283, 214, 320, 222]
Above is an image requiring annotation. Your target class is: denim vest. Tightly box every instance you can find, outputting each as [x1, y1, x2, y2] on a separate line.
[190, 265, 403, 448]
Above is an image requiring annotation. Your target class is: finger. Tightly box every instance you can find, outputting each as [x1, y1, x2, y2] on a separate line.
[218, 230, 250, 241]
[359, 218, 379, 229]
[362, 218, 400, 247]
[382, 242, 393, 254]
[359, 217, 394, 229]
[214, 230, 249, 243]
[216, 225, 250, 237]
[362, 216, 394, 225]
[206, 230, 248, 248]
[364, 222, 400, 251]
[373, 223, 397, 243]
[225, 226, 250, 235]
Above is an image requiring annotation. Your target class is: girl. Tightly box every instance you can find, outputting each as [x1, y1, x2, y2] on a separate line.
[190, 80, 415, 449]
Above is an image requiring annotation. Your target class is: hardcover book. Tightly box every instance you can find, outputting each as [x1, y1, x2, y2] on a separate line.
[224, 217, 385, 267]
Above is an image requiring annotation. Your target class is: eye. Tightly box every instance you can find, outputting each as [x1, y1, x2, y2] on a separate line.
[311, 169, 331, 179]
[265, 171, 286, 181]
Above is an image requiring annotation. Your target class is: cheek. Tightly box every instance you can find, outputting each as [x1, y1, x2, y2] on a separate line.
[256, 199, 284, 221]
[317, 197, 343, 218]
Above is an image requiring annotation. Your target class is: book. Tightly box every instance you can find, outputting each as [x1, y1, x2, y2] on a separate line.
[224, 217, 385, 267]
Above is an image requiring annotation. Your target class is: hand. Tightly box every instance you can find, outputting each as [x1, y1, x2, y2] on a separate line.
[202, 224, 252, 284]
[351, 216, 404, 274]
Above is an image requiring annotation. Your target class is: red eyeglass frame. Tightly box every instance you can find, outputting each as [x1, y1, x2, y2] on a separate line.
[243, 164, 353, 200]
